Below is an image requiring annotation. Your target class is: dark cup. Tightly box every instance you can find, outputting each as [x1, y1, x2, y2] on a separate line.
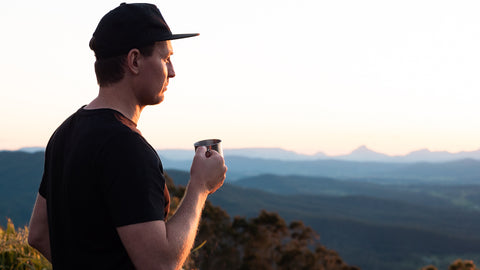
[194, 139, 223, 157]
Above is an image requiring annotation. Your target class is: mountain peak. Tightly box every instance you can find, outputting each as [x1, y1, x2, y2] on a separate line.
[341, 145, 390, 161]
[352, 145, 372, 153]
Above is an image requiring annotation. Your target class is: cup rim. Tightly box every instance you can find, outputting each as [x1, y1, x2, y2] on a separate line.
[194, 139, 222, 147]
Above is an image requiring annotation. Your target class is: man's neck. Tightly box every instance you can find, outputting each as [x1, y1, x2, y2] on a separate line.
[85, 85, 144, 124]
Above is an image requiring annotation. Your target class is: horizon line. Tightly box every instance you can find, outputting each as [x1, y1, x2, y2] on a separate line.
[8, 145, 480, 158]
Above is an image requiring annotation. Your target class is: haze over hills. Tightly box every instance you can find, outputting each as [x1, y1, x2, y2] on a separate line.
[157, 145, 480, 163]
[168, 145, 480, 161]
[162, 155, 480, 183]
[17, 145, 480, 163]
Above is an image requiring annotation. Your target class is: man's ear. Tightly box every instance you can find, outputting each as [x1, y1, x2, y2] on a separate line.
[126, 49, 142, 75]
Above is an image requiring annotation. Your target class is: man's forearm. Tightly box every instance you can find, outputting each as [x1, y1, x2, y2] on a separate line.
[165, 182, 208, 269]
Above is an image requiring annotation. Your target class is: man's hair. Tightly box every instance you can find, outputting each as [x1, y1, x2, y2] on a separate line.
[94, 44, 156, 87]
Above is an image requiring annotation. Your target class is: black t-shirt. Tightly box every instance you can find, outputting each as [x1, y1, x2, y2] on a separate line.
[39, 107, 170, 269]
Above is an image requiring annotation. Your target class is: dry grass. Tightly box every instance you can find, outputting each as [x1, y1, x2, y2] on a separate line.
[0, 219, 51, 270]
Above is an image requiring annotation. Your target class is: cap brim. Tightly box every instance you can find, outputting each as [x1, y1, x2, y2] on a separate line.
[169, 33, 200, 40]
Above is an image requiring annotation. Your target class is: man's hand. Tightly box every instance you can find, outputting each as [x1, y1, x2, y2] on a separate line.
[190, 146, 227, 194]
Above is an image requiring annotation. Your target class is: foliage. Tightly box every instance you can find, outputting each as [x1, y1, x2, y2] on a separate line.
[420, 259, 478, 270]
[0, 218, 51, 270]
[422, 266, 439, 270]
[448, 259, 478, 270]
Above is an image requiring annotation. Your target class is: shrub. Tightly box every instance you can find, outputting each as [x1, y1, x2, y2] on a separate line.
[0, 218, 51, 270]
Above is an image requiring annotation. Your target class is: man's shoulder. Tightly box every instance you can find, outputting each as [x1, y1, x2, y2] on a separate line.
[48, 107, 145, 153]
[57, 107, 137, 133]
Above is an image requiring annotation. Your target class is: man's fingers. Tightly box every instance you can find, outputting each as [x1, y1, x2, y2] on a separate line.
[205, 149, 212, 158]
[195, 146, 207, 156]
[195, 146, 216, 158]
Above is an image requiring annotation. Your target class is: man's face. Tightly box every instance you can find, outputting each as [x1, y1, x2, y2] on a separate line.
[135, 40, 175, 106]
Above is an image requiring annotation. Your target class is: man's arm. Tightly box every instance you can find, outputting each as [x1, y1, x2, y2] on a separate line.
[117, 146, 227, 270]
[28, 193, 52, 262]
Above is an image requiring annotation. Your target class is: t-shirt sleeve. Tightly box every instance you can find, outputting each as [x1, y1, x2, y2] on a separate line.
[39, 173, 47, 198]
[39, 144, 52, 198]
[99, 132, 166, 227]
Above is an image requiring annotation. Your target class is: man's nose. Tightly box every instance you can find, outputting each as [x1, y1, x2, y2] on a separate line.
[168, 62, 175, 78]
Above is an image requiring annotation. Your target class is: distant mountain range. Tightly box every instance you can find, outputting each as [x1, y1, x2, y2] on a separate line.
[161, 145, 480, 163]
[12, 147, 480, 183]
[161, 155, 480, 183]
[17, 145, 480, 163]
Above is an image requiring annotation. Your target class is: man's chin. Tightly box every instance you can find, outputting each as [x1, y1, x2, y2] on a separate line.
[142, 96, 164, 106]
[152, 95, 165, 105]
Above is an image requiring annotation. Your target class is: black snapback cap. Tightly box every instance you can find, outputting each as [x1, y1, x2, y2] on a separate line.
[90, 2, 199, 59]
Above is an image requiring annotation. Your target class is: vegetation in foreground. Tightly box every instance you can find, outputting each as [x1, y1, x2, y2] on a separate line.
[2, 211, 478, 270]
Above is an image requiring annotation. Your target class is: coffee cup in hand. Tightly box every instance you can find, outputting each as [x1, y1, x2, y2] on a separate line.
[194, 139, 223, 157]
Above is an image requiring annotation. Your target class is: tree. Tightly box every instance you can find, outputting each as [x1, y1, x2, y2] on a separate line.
[449, 259, 478, 270]
[420, 259, 478, 270]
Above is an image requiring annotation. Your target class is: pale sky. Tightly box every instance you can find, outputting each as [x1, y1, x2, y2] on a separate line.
[1, 0, 480, 156]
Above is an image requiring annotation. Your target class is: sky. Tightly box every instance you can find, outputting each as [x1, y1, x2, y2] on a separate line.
[1, 0, 480, 156]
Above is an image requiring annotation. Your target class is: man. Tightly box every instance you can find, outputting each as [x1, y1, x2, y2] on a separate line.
[28, 3, 227, 270]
